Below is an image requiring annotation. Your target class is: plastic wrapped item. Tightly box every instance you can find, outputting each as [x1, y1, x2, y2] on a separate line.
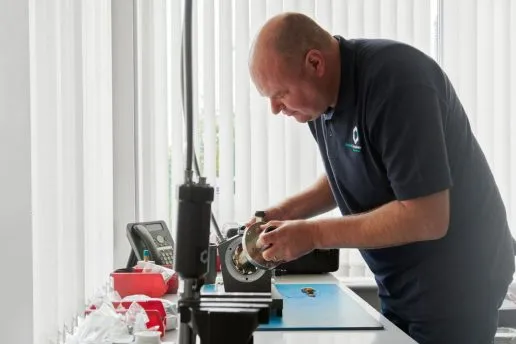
[125, 302, 154, 334]
[155, 298, 177, 316]
[89, 280, 122, 309]
[65, 303, 132, 344]
[120, 295, 178, 331]
[136, 261, 175, 283]
[121, 296, 177, 316]
[151, 298, 178, 331]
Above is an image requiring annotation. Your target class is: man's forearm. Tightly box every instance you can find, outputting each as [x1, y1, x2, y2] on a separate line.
[280, 174, 336, 220]
[312, 191, 449, 249]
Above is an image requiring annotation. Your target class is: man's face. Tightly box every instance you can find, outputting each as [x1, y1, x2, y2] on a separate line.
[251, 52, 327, 123]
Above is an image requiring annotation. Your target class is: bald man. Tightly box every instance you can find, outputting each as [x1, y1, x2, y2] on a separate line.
[247, 12, 514, 344]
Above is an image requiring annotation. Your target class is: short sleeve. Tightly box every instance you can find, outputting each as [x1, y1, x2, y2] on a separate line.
[367, 85, 453, 201]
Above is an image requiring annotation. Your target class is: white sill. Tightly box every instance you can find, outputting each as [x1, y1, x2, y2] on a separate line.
[334, 275, 377, 288]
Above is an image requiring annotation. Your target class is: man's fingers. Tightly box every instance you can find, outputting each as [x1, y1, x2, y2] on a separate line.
[256, 232, 270, 249]
[259, 220, 280, 232]
[257, 222, 288, 262]
[256, 227, 277, 248]
[262, 247, 279, 262]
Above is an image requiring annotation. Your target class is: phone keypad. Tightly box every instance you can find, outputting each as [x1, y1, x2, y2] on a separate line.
[157, 245, 174, 266]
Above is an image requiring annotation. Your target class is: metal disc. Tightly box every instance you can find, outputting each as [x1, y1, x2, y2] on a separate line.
[242, 222, 278, 270]
[223, 235, 265, 283]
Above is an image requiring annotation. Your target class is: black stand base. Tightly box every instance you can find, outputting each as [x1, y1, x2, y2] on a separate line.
[200, 283, 283, 318]
[179, 298, 270, 344]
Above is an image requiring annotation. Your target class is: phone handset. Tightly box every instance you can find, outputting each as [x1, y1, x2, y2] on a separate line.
[133, 224, 165, 265]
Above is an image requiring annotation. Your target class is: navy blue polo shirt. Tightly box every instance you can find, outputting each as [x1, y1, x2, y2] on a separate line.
[309, 36, 514, 320]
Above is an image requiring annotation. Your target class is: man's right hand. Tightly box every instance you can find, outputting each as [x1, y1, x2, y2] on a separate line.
[245, 205, 289, 228]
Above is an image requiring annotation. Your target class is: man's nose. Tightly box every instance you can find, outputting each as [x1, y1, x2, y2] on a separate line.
[270, 99, 283, 115]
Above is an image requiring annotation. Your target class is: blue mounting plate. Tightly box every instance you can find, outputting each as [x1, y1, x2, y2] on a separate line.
[201, 283, 383, 331]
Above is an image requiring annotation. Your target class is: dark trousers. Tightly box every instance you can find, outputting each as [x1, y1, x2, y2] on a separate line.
[382, 289, 506, 344]
[384, 309, 499, 344]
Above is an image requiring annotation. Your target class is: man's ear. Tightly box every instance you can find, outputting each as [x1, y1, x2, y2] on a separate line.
[305, 49, 325, 77]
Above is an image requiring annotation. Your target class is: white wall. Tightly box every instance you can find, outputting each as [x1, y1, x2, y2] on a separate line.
[0, 0, 34, 342]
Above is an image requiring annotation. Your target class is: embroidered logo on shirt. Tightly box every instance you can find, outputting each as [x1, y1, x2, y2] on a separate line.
[345, 126, 362, 152]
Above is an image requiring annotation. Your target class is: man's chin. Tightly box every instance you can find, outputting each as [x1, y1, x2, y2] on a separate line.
[293, 113, 315, 123]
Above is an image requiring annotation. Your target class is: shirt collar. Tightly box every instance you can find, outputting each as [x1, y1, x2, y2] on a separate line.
[323, 35, 356, 121]
[322, 106, 335, 120]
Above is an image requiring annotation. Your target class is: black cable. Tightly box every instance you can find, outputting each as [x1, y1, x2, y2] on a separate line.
[180, 1, 223, 241]
[182, 0, 194, 180]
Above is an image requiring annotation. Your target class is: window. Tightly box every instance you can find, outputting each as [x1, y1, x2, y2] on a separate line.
[134, 0, 516, 279]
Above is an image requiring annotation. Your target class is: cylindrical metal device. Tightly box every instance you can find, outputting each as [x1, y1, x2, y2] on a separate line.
[241, 211, 279, 270]
[174, 182, 214, 279]
[205, 243, 218, 284]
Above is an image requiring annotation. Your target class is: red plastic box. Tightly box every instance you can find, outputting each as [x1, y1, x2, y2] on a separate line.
[111, 269, 178, 298]
[86, 300, 167, 337]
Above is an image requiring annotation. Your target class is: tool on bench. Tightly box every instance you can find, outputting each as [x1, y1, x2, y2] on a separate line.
[242, 211, 280, 270]
[215, 211, 284, 317]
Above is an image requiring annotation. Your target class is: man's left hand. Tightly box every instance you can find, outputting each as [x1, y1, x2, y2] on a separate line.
[256, 219, 318, 262]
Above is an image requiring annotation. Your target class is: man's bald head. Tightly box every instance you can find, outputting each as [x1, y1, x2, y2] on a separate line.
[249, 13, 341, 123]
[250, 12, 334, 71]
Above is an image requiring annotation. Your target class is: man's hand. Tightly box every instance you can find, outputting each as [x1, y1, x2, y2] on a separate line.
[256, 219, 318, 262]
[244, 205, 289, 228]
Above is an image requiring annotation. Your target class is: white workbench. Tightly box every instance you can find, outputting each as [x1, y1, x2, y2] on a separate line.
[163, 273, 417, 344]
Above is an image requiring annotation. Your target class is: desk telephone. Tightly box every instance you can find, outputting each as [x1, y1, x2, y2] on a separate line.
[126, 221, 174, 266]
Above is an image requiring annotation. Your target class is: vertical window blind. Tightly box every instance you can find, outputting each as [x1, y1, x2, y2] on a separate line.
[442, 0, 516, 233]
[29, 0, 114, 342]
